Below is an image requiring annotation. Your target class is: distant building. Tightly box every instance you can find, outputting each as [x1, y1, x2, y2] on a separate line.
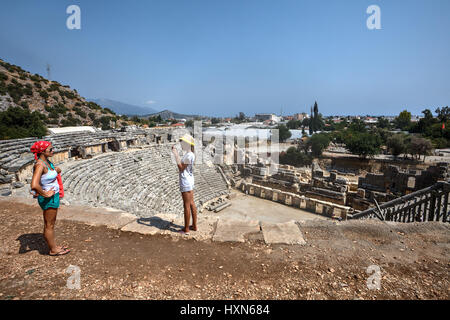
[293, 113, 308, 121]
[48, 126, 97, 134]
[255, 113, 280, 123]
[363, 117, 378, 124]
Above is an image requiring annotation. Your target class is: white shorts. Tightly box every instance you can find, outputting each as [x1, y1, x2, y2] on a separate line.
[180, 185, 194, 193]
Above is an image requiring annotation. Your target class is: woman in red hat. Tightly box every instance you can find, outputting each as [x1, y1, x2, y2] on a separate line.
[30, 141, 70, 256]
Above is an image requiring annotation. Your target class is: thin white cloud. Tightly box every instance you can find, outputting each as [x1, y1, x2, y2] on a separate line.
[146, 100, 156, 104]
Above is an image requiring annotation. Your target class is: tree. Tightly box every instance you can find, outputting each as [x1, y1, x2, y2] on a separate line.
[386, 134, 407, 157]
[185, 120, 194, 128]
[408, 136, 433, 162]
[377, 117, 390, 129]
[348, 119, 366, 133]
[279, 147, 312, 167]
[344, 132, 382, 158]
[99, 116, 112, 130]
[211, 117, 220, 124]
[287, 119, 300, 129]
[0, 107, 47, 139]
[238, 112, 245, 121]
[435, 106, 449, 123]
[308, 101, 324, 133]
[131, 116, 141, 123]
[394, 110, 412, 131]
[307, 133, 331, 157]
[313, 101, 318, 132]
[276, 124, 292, 142]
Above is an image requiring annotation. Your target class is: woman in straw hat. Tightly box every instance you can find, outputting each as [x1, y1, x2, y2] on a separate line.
[171, 134, 198, 235]
[30, 141, 70, 256]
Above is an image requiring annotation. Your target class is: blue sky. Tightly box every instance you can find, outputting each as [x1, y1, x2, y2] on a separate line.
[0, 0, 449, 117]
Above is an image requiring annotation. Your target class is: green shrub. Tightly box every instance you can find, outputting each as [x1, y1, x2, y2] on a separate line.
[0, 81, 6, 95]
[307, 133, 331, 157]
[344, 131, 382, 158]
[88, 112, 96, 121]
[0, 107, 47, 139]
[48, 83, 59, 92]
[104, 107, 116, 115]
[6, 83, 25, 103]
[280, 147, 313, 167]
[60, 113, 81, 127]
[87, 102, 102, 110]
[74, 107, 86, 118]
[99, 116, 111, 130]
[39, 90, 49, 99]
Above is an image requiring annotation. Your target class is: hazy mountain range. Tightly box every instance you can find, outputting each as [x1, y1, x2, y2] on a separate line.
[91, 98, 205, 120]
[141, 109, 205, 120]
[89, 98, 159, 116]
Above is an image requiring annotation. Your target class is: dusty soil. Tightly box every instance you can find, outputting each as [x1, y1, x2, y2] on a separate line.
[0, 199, 449, 300]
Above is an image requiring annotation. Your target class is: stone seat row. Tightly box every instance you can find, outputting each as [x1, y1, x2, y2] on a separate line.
[61, 146, 229, 217]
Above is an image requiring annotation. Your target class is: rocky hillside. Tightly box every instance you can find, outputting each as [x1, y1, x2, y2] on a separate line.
[0, 58, 127, 130]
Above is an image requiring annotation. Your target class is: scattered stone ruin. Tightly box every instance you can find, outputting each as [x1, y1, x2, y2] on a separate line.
[215, 138, 449, 220]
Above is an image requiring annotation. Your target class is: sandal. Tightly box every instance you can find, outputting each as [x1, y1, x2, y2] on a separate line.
[178, 230, 190, 235]
[49, 248, 70, 256]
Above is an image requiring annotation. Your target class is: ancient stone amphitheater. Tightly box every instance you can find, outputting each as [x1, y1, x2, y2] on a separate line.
[0, 127, 230, 217]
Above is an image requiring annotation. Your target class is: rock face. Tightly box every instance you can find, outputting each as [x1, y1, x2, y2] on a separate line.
[60, 145, 229, 217]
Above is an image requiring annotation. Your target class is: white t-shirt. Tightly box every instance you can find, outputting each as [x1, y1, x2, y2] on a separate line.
[179, 151, 195, 191]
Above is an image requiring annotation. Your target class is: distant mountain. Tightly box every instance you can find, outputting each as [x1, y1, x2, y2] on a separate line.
[90, 98, 158, 116]
[141, 109, 204, 120]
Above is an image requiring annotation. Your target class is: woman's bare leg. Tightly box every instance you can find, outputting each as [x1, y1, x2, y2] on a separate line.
[181, 192, 191, 232]
[189, 191, 198, 231]
[43, 208, 59, 254]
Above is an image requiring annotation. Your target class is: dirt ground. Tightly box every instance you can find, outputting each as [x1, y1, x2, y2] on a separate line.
[0, 199, 449, 300]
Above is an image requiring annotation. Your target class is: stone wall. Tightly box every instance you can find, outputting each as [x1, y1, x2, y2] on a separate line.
[358, 163, 449, 195]
[240, 182, 351, 220]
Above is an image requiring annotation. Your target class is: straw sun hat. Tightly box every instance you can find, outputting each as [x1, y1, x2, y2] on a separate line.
[179, 133, 195, 146]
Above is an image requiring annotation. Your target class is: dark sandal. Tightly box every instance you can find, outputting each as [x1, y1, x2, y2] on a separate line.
[49, 248, 70, 256]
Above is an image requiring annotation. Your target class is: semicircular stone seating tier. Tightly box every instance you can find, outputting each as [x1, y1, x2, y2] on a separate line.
[61, 145, 229, 217]
[0, 129, 153, 174]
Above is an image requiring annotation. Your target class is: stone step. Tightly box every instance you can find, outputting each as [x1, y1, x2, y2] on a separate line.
[261, 221, 306, 245]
